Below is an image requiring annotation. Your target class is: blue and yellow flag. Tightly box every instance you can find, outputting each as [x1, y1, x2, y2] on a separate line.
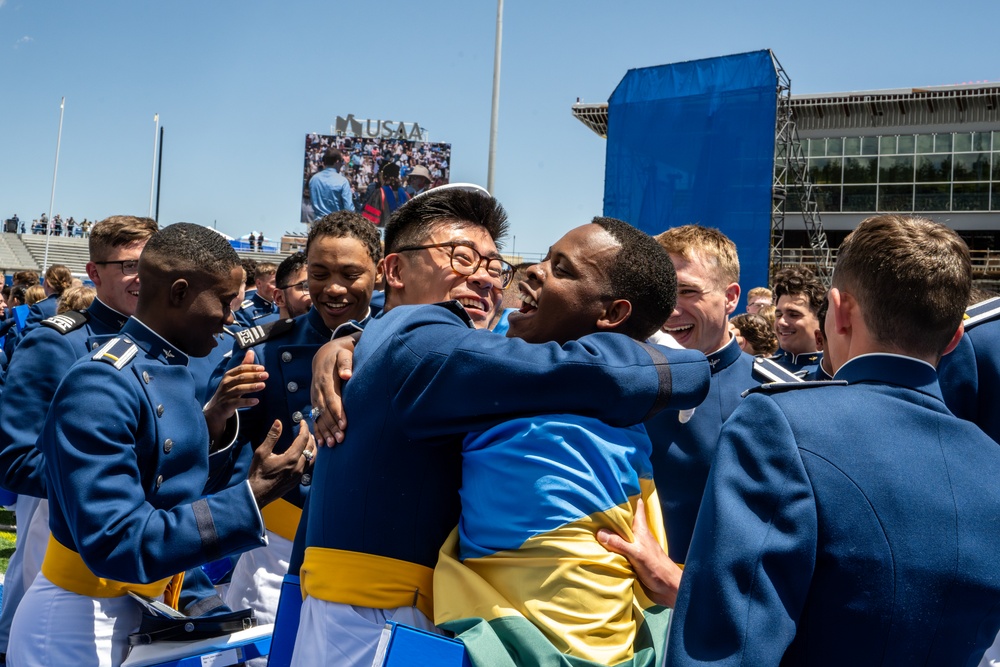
[434, 416, 670, 667]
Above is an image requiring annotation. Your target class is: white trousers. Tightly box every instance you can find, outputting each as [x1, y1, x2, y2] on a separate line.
[289, 598, 440, 667]
[0, 497, 49, 652]
[7, 574, 141, 667]
[223, 530, 290, 667]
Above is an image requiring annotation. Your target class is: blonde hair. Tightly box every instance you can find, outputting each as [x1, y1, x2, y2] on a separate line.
[747, 287, 772, 303]
[25, 285, 46, 305]
[654, 225, 739, 287]
[57, 285, 97, 314]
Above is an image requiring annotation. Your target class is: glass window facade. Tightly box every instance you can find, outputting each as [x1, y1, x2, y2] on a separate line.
[793, 131, 998, 213]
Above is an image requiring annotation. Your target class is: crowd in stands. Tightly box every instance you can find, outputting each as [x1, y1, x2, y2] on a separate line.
[301, 133, 451, 217]
[0, 197, 997, 667]
[3, 214, 93, 237]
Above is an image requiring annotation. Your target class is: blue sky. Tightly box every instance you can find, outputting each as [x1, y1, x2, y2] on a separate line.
[2, 0, 998, 259]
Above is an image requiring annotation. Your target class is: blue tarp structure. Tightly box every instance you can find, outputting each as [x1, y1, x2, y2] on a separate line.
[604, 50, 777, 306]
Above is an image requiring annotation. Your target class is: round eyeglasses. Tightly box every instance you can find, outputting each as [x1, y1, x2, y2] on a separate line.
[395, 241, 514, 289]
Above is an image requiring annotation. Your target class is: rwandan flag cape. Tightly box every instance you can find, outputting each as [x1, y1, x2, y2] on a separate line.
[434, 416, 671, 667]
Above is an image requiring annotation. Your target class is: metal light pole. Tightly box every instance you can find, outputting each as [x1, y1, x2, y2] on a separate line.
[148, 113, 160, 217]
[43, 97, 66, 273]
[487, 0, 504, 194]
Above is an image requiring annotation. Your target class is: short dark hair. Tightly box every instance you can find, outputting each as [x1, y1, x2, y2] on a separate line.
[140, 223, 241, 280]
[383, 187, 508, 255]
[773, 265, 825, 315]
[834, 215, 970, 358]
[322, 148, 344, 167]
[730, 313, 778, 355]
[241, 258, 257, 287]
[307, 211, 382, 266]
[276, 251, 308, 289]
[89, 216, 158, 260]
[591, 217, 677, 341]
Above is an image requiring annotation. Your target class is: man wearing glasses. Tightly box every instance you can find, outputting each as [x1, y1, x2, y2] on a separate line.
[289, 187, 711, 667]
[0, 216, 157, 660]
[273, 252, 313, 320]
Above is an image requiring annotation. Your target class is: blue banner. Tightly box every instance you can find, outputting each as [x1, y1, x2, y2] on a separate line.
[604, 51, 777, 307]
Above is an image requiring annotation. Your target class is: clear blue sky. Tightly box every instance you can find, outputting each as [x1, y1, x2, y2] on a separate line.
[2, 0, 998, 259]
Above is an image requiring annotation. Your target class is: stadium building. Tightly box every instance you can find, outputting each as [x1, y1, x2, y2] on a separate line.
[572, 79, 1000, 279]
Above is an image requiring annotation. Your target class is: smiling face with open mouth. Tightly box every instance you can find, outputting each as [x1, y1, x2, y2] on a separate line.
[307, 234, 381, 331]
[89, 239, 146, 317]
[662, 250, 739, 355]
[506, 224, 620, 345]
[387, 220, 503, 329]
[774, 293, 821, 356]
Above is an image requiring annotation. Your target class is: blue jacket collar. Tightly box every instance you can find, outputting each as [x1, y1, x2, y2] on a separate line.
[122, 317, 189, 366]
[834, 353, 941, 401]
[251, 292, 274, 311]
[89, 298, 128, 331]
[780, 349, 823, 366]
[707, 335, 743, 374]
[304, 306, 371, 341]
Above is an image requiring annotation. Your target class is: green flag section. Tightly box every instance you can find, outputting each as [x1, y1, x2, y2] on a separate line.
[441, 607, 670, 667]
[435, 524, 669, 667]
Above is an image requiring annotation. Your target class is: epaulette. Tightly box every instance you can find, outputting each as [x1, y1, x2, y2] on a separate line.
[41, 309, 89, 335]
[742, 379, 847, 398]
[434, 300, 474, 328]
[92, 336, 139, 370]
[237, 299, 254, 312]
[964, 297, 1000, 330]
[752, 356, 804, 384]
[235, 318, 295, 350]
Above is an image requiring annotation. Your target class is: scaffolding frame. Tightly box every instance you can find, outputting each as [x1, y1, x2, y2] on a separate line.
[770, 51, 833, 285]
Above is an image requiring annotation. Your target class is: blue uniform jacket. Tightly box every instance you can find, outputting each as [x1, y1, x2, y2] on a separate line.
[938, 309, 1000, 442]
[40, 318, 266, 584]
[230, 307, 365, 511]
[772, 349, 822, 375]
[0, 299, 127, 498]
[233, 292, 279, 329]
[188, 326, 240, 406]
[297, 301, 711, 574]
[645, 336, 757, 563]
[668, 354, 1000, 666]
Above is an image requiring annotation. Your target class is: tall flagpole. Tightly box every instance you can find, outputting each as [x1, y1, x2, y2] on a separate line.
[487, 0, 503, 195]
[148, 113, 160, 217]
[43, 96, 66, 273]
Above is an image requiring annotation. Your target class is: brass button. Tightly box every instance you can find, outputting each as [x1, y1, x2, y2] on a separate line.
[163, 439, 173, 453]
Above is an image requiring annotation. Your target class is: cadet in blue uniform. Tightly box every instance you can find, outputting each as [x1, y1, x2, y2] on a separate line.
[771, 265, 824, 375]
[938, 295, 1000, 441]
[646, 225, 758, 564]
[224, 212, 381, 654]
[434, 218, 691, 667]
[0, 216, 156, 660]
[234, 261, 279, 328]
[11, 264, 73, 350]
[7, 223, 314, 667]
[667, 215, 1000, 666]
[291, 188, 711, 667]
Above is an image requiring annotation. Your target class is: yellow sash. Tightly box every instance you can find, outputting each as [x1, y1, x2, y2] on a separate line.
[260, 498, 302, 542]
[301, 547, 434, 619]
[41, 534, 172, 598]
